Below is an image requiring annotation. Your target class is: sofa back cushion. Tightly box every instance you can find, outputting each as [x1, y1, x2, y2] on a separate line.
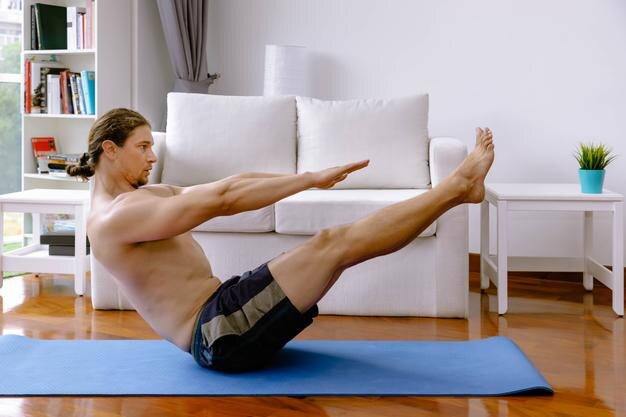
[161, 93, 297, 186]
[296, 94, 430, 188]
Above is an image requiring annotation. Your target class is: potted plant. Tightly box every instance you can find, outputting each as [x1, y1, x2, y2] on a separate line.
[574, 142, 618, 193]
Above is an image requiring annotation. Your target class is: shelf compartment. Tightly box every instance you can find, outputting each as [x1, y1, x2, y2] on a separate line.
[23, 113, 96, 119]
[2, 244, 90, 274]
[23, 173, 89, 183]
[23, 49, 95, 56]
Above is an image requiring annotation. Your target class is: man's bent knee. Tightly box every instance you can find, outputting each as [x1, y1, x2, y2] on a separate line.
[309, 226, 350, 263]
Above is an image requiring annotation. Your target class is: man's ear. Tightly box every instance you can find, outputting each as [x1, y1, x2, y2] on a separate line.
[101, 140, 118, 160]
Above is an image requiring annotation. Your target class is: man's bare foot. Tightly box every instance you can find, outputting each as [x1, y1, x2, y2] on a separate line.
[447, 127, 495, 204]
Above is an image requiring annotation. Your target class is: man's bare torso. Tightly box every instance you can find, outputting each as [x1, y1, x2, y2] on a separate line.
[88, 185, 221, 352]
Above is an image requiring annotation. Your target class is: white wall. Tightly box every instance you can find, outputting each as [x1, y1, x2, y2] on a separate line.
[206, 0, 626, 264]
[132, 0, 174, 130]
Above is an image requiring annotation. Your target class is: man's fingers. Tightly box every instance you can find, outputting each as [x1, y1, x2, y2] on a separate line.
[344, 159, 370, 173]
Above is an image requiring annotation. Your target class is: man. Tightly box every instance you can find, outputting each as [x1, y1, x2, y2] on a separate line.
[75, 108, 494, 372]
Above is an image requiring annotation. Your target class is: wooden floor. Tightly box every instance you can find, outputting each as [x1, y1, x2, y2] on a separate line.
[0, 271, 624, 417]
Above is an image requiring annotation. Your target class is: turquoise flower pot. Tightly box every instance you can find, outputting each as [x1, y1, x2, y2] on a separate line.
[578, 169, 605, 193]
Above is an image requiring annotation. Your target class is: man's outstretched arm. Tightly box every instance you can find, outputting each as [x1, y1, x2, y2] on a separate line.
[102, 160, 369, 244]
[183, 159, 369, 216]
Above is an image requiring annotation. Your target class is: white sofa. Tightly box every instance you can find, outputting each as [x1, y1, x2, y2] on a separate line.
[90, 93, 469, 317]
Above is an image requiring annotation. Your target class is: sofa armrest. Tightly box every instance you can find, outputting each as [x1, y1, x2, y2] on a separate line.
[428, 137, 468, 187]
[147, 131, 166, 184]
[428, 137, 469, 317]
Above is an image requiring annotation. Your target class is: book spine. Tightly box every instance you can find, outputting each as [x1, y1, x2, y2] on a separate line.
[85, 0, 93, 49]
[40, 70, 48, 114]
[34, 5, 43, 50]
[69, 73, 81, 114]
[46, 74, 53, 114]
[30, 5, 38, 50]
[79, 13, 85, 49]
[49, 74, 61, 114]
[67, 7, 77, 50]
[80, 70, 95, 115]
[77, 74, 86, 115]
[66, 73, 74, 114]
[60, 71, 67, 113]
[24, 59, 31, 113]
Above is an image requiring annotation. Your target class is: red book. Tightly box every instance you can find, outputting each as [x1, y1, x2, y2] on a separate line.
[24, 59, 31, 113]
[31, 137, 57, 158]
[60, 70, 69, 114]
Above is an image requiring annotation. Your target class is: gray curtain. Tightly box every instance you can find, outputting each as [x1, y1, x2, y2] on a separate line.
[157, 0, 214, 94]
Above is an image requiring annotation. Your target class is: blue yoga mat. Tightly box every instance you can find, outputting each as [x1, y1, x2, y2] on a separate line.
[0, 335, 552, 396]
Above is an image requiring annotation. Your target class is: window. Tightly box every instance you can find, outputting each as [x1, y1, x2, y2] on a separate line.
[1, 0, 23, 274]
[0, 0, 21, 195]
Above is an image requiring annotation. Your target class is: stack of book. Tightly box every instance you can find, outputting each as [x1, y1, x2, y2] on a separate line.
[41, 231, 90, 256]
[46, 153, 82, 177]
[31, 136, 58, 174]
[24, 59, 96, 115]
[30, 2, 94, 50]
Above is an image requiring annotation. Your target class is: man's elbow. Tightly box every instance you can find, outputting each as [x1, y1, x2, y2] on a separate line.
[212, 178, 235, 216]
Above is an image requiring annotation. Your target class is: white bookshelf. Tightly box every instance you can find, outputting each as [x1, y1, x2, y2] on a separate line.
[21, 0, 131, 191]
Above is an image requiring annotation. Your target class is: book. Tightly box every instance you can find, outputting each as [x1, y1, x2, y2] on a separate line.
[33, 3, 67, 50]
[31, 136, 57, 174]
[24, 59, 31, 113]
[31, 137, 57, 158]
[40, 67, 66, 114]
[47, 153, 81, 170]
[48, 153, 81, 162]
[69, 73, 81, 114]
[29, 59, 66, 113]
[60, 70, 70, 114]
[48, 169, 69, 177]
[30, 5, 38, 50]
[41, 232, 90, 247]
[48, 245, 91, 256]
[46, 73, 62, 114]
[67, 6, 86, 50]
[85, 0, 94, 49]
[76, 74, 87, 115]
[80, 70, 95, 115]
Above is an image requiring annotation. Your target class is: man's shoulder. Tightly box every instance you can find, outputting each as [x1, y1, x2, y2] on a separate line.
[109, 185, 174, 207]
[137, 184, 179, 197]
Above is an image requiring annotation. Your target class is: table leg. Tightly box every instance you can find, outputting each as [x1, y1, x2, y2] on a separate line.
[497, 201, 508, 315]
[583, 211, 594, 291]
[74, 204, 87, 296]
[32, 213, 41, 245]
[480, 200, 490, 290]
[612, 202, 623, 316]
[0, 204, 4, 289]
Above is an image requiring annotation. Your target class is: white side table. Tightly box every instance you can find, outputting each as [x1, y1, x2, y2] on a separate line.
[480, 183, 624, 316]
[0, 189, 90, 296]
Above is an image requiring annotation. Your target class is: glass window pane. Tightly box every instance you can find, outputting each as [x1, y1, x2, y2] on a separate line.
[0, 82, 20, 194]
[0, 2, 22, 74]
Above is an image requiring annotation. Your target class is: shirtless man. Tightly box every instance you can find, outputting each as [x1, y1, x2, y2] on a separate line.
[74, 108, 494, 373]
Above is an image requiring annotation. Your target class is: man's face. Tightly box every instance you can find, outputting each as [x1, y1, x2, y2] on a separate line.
[118, 125, 157, 188]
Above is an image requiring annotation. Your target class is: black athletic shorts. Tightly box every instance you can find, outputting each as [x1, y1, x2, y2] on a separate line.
[189, 262, 319, 373]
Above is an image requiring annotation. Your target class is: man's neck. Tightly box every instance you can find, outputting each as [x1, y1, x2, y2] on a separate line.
[94, 171, 136, 199]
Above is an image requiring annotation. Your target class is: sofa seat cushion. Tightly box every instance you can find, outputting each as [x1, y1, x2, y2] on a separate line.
[275, 189, 436, 236]
[193, 206, 275, 233]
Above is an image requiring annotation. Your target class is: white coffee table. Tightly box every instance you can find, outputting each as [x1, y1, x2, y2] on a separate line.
[480, 183, 624, 316]
[0, 189, 90, 296]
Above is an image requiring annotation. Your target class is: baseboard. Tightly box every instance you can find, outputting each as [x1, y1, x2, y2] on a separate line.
[468, 253, 626, 283]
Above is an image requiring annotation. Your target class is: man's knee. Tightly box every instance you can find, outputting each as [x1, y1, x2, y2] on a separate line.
[310, 226, 349, 254]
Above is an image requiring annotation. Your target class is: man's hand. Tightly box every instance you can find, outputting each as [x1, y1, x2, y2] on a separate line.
[310, 160, 370, 189]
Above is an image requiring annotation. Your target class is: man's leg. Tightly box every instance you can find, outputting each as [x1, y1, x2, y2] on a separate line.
[268, 128, 494, 313]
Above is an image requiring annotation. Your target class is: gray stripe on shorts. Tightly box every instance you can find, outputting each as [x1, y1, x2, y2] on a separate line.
[200, 279, 286, 348]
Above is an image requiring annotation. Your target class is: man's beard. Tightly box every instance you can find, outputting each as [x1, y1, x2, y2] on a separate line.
[132, 177, 149, 189]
